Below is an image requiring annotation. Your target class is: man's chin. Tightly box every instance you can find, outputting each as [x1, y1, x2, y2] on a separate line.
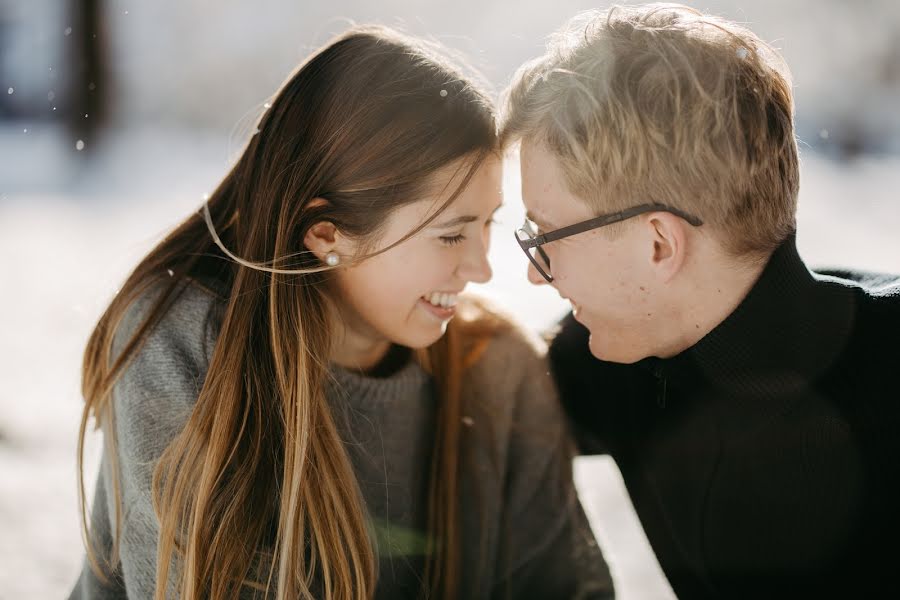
[583, 317, 632, 362]
[586, 331, 607, 360]
[587, 331, 645, 364]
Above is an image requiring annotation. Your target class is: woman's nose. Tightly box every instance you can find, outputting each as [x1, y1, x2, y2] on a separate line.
[458, 235, 493, 284]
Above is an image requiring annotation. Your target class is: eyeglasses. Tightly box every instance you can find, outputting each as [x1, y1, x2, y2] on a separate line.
[514, 203, 704, 283]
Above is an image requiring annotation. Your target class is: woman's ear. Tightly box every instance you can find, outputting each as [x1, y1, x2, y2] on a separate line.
[303, 197, 339, 261]
[304, 220, 338, 258]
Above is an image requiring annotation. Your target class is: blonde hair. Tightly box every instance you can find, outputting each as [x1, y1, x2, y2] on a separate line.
[501, 3, 800, 256]
[78, 25, 500, 600]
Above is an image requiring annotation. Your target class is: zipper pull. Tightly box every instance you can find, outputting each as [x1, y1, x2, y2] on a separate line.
[657, 375, 667, 408]
[653, 364, 667, 408]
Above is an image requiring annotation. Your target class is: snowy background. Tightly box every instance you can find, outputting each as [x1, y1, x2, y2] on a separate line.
[1, 1, 899, 598]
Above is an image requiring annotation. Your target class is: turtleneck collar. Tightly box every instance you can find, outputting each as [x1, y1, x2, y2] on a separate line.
[639, 233, 857, 397]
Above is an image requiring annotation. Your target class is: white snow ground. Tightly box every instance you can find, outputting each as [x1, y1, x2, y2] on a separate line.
[1, 126, 899, 599]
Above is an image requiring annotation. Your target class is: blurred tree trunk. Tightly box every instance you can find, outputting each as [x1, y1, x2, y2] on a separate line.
[68, 0, 107, 152]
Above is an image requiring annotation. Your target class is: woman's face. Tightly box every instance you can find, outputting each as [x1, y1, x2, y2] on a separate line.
[330, 155, 503, 362]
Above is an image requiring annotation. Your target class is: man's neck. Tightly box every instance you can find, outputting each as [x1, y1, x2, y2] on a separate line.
[658, 250, 770, 359]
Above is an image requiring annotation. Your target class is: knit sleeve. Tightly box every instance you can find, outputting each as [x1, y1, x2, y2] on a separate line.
[68, 453, 127, 600]
[486, 328, 615, 600]
[69, 282, 221, 600]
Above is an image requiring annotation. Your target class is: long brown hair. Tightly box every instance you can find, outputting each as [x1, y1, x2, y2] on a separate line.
[77, 25, 500, 600]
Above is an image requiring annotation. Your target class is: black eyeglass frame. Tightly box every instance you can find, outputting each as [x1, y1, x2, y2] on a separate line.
[515, 202, 704, 283]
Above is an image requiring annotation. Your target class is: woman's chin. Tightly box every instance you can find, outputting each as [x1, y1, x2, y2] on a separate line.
[391, 319, 449, 350]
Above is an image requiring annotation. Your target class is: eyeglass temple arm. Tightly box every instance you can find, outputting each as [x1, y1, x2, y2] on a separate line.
[522, 203, 703, 248]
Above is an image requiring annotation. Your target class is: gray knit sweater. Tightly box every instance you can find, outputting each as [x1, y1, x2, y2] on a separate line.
[68, 281, 613, 599]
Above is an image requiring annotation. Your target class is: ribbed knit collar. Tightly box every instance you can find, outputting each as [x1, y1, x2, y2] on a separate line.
[189, 272, 434, 407]
[639, 233, 857, 398]
[328, 349, 432, 407]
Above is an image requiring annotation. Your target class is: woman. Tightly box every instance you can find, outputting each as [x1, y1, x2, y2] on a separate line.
[70, 25, 611, 600]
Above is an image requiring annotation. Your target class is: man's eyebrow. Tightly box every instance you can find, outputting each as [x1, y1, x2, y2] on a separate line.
[434, 203, 504, 229]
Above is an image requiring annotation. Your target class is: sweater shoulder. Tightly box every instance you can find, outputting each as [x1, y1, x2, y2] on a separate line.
[481, 315, 548, 371]
[110, 278, 224, 458]
[113, 277, 224, 366]
[812, 268, 900, 377]
[813, 266, 900, 294]
[459, 295, 550, 387]
[456, 299, 575, 474]
[812, 267, 900, 314]
[457, 298, 570, 441]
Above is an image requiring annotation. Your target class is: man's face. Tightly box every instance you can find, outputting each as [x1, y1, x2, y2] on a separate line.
[519, 140, 660, 363]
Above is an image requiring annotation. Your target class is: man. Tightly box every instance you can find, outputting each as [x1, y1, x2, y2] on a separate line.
[502, 4, 900, 599]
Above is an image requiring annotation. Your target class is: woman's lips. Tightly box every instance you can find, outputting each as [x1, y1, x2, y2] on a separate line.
[418, 297, 456, 321]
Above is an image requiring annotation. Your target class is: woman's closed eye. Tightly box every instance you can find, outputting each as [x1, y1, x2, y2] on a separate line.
[440, 212, 499, 246]
[440, 233, 466, 246]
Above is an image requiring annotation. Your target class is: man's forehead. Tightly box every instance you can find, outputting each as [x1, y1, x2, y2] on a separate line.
[519, 176, 552, 224]
[519, 147, 557, 220]
[519, 142, 597, 229]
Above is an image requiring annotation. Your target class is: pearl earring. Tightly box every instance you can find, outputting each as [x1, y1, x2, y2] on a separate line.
[325, 252, 340, 267]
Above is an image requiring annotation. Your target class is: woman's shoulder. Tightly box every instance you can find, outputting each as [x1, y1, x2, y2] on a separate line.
[114, 276, 225, 365]
[111, 277, 226, 440]
[456, 295, 558, 420]
[456, 294, 549, 375]
[458, 296, 569, 458]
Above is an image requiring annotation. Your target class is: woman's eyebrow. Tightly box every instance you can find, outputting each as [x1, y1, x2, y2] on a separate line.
[434, 215, 479, 229]
[434, 203, 504, 229]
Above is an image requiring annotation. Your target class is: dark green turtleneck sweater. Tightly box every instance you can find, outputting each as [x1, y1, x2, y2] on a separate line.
[550, 233, 900, 599]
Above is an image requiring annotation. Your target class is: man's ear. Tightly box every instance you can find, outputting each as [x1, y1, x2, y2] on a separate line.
[646, 211, 688, 282]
